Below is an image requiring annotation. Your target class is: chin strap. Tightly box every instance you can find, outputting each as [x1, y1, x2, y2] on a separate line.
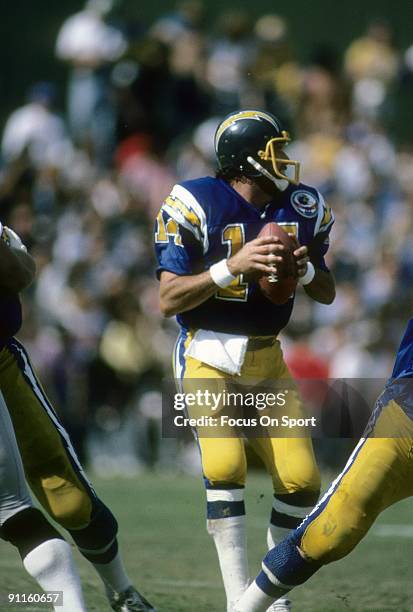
[246, 156, 289, 192]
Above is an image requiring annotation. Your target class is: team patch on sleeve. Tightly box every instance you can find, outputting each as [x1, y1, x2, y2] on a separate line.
[161, 184, 208, 252]
[290, 190, 318, 218]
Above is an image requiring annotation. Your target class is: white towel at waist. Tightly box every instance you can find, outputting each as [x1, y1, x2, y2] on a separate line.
[184, 329, 249, 376]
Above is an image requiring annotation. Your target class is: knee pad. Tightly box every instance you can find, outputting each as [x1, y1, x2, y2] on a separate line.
[68, 499, 118, 562]
[263, 536, 320, 589]
[1, 508, 63, 559]
[203, 462, 246, 487]
[33, 468, 93, 530]
[301, 514, 363, 564]
[48, 488, 93, 529]
[276, 457, 321, 497]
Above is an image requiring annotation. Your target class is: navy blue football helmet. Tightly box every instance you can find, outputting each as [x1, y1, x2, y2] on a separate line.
[214, 109, 300, 191]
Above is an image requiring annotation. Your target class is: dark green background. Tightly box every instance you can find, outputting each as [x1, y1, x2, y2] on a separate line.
[2, 0, 413, 125]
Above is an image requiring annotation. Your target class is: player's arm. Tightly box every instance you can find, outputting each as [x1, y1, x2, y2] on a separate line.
[290, 233, 335, 305]
[291, 194, 336, 305]
[0, 227, 36, 294]
[160, 270, 218, 317]
[302, 266, 335, 305]
[159, 236, 285, 317]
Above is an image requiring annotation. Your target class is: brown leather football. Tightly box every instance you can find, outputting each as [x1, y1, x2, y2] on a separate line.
[257, 222, 298, 305]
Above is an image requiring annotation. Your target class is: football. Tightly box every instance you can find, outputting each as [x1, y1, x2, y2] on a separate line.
[257, 222, 298, 305]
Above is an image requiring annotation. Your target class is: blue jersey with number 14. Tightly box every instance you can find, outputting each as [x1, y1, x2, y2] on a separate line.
[154, 176, 334, 336]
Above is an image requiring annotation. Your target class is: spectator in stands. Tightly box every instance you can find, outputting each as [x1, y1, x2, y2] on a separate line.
[55, 0, 126, 167]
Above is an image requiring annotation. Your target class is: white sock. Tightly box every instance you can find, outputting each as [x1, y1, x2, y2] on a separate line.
[235, 580, 275, 612]
[267, 524, 291, 551]
[207, 515, 249, 611]
[23, 538, 86, 612]
[93, 551, 131, 593]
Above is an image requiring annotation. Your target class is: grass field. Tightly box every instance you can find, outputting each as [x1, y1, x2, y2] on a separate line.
[1, 471, 413, 612]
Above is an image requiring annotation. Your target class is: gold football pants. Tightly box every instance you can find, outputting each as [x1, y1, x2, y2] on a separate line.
[174, 330, 321, 496]
[0, 339, 93, 529]
[297, 399, 413, 563]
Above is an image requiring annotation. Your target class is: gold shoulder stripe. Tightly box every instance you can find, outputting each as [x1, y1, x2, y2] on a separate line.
[319, 205, 334, 231]
[321, 206, 332, 227]
[164, 195, 201, 229]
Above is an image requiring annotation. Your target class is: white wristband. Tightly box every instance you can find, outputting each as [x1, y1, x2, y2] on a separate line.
[299, 262, 315, 286]
[210, 259, 237, 288]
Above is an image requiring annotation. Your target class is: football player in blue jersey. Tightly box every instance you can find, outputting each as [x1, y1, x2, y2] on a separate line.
[155, 109, 336, 611]
[234, 317, 413, 611]
[0, 224, 155, 612]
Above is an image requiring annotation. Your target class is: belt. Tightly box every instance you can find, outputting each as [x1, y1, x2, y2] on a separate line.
[247, 336, 277, 350]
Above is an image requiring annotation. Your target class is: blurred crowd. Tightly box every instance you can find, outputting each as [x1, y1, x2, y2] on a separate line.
[2, 0, 413, 474]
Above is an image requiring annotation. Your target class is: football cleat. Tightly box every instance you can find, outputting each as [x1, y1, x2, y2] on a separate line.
[266, 598, 292, 612]
[109, 585, 156, 612]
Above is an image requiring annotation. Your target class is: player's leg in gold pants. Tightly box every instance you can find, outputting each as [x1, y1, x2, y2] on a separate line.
[297, 399, 413, 564]
[175, 330, 321, 608]
[0, 338, 118, 562]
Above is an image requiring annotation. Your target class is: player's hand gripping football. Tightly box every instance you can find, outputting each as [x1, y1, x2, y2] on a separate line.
[289, 234, 310, 278]
[227, 236, 285, 279]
